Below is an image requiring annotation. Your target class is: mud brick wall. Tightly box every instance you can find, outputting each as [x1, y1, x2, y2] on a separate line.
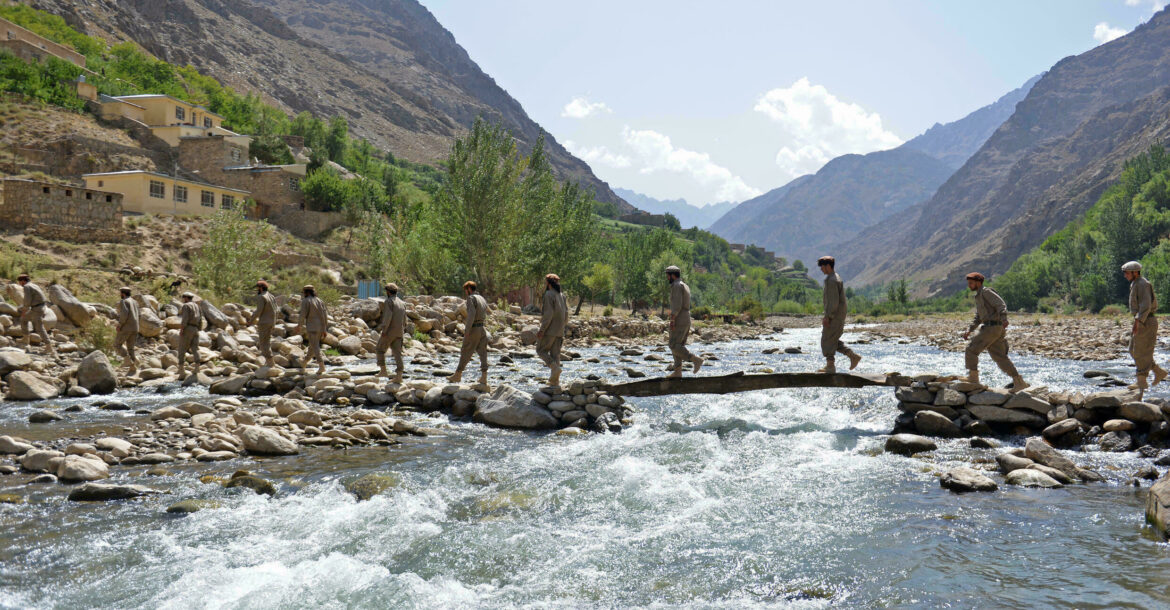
[0, 180, 122, 234]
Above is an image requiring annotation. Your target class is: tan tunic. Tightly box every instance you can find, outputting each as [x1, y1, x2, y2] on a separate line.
[1130, 276, 1159, 375]
[23, 282, 47, 309]
[968, 286, 1008, 332]
[178, 301, 201, 365]
[539, 289, 567, 338]
[965, 287, 1017, 376]
[117, 297, 140, 334]
[821, 272, 854, 359]
[378, 295, 407, 341]
[249, 292, 278, 327]
[457, 293, 490, 373]
[299, 296, 328, 334]
[668, 279, 694, 368]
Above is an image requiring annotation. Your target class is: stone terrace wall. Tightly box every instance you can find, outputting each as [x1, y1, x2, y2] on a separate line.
[0, 180, 123, 240]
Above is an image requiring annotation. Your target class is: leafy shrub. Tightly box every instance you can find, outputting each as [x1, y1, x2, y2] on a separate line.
[77, 317, 115, 356]
[691, 305, 712, 320]
[603, 305, 614, 317]
[772, 299, 804, 314]
[1099, 304, 1125, 317]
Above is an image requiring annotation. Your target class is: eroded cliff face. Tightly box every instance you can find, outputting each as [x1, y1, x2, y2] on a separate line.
[33, 0, 633, 210]
[837, 9, 1170, 291]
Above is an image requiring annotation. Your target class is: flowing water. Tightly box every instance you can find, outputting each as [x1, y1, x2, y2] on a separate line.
[1, 328, 1169, 609]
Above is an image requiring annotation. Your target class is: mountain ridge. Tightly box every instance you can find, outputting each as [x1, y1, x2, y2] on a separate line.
[612, 188, 739, 230]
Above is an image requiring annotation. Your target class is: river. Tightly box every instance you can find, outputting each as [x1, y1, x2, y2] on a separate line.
[1, 327, 1168, 608]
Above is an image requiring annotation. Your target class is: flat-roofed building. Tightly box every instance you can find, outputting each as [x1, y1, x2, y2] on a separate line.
[83, 170, 250, 217]
[0, 17, 86, 68]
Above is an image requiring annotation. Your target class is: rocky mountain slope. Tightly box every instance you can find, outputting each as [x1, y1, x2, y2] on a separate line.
[29, 0, 633, 211]
[838, 9, 1170, 291]
[709, 77, 1036, 266]
[612, 189, 738, 230]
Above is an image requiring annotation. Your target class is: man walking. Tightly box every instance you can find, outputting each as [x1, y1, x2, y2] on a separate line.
[376, 282, 407, 382]
[294, 285, 328, 375]
[817, 256, 861, 374]
[960, 272, 1028, 392]
[536, 273, 568, 387]
[176, 291, 202, 380]
[449, 281, 490, 386]
[115, 286, 139, 373]
[247, 280, 278, 371]
[1123, 261, 1167, 398]
[16, 274, 54, 357]
[666, 265, 703, 379]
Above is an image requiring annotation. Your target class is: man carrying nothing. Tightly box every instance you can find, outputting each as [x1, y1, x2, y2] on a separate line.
[16, 274, 55, 357]
[666, 265, 703, 378]
[536, 273, 568, 387]
[376, 282, 407, 383]
[959, 272, 1028, 392]
[817, 256, 861, 373]
[247, 280, 278, 371]
[449, 281, 491, 386]
[295, 285, 329, 376]
[115, 287, 139, 373]
[176, 291, 202, 380]
[1123, 261, 1167, 398]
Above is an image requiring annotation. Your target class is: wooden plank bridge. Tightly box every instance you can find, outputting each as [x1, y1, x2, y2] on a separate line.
[602, 371, 907, 397]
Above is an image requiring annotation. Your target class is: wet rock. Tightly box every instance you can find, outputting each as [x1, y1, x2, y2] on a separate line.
[1042, 418, 1082, 441]
[68, 482, 163, 501]
[1103, 419, 1135, 432]
[592, 411, 622, 433]
[968, 389, 1011, 406]
[884, 434, 936, 456]
[1099, 431, 1134, 452]
[28, 410, 63, 423]
[940, 467, 998, 492]
[345, 473, 401, 501]
[895, 387, 934, 404]
[1119, 402, 1163, 424]
[5, 371, 59, 400]
[0, 493, 23, 504]
[77, 350, 117, 394]
[150, 406, 190, 420]
[100, 401, 131, 411]
[1027, 464, 1073, 485]
[969, 437, 998, 449]
[996, 453, 1034, 473]
[897, 403, 960, 419]
[66, 386, 90, 398]
[19, 449, 64, 473]
[473, 385, 557, 430]
[962, 420, 994, 437]
[1133, 465, 1160, 481]
[29, 473, 57, 484]
[1024, 437, 1080, 480]
[1146, 474, 1170, 538]
[224, 474, 276, 496]
[967, 405, 1045, 427]
[238, 425, 299, 456]
[210, 374, 250, 395]
[913, 411, 963, 438]
[166, 499, 221, 514]
[1005, 469, 1062, 488]
[56, 455, 109, 482]
[137, 453, 175, 464]
[1004, 392, 1052, 415]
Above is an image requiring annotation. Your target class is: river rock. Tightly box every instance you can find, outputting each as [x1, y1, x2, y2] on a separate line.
[1004, 392, 1052, 415]
[287, 410, 323, 427]
[895, 387, 934, 404]
[345, 473, 400, 501]
[968, 389, 1011, 406]
[166, 499, 222, 514]
[0, 435, 33, 454]
[970, 437, 999, 449]
[1147, 475, 1170, 538]
[967, 405, 1045, 427]
[77, 350, 117, 394]
[196, 451, 237, 461]
[28, 409, 63, 423]
[913, 411, 963, 438]
[5, 371, 59, 400]
[199, 299, 230, 329]
[939, 467, 997, 492]
[1005, 469, 1063, 488]
[238, 425, 299, 455]
[933, 388, 967, 407]
[1099, 431, 1134, 452]
[1042, 418, 1082, 441]
[337, 335, 362, 355]
[1084, 390, 1132, 410]
[138, 308, 164, 338]
[19, 448, 64, 473]
[1119, 402, 1164, 423]
[996, 453, 1034, 473]
[151, 406, 190, 420]
[224, 474, 276, 496]
[884, 434, 936, 456]
[95, 437, 133, 457]
[48, 284, 93, 327]
[519, 325, 539, 346]
[1024, 437, 1080, 480]
[56, 454, 109, 482]
[68, 483, 163, 501]
[1103, 419, 1135, 432]
[1027, 463, 1074, 485]
[0, 350, 32, 376]
[474, 385, 557, 430]
[210, 374, 250, 395]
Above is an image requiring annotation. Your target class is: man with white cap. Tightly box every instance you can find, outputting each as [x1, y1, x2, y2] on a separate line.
[959, 272, 1028, 392]
[115, 286, 139, 373]
[536, 273, 568, 387]
[1123, 261, 1166, 397]
[666, 265, 703, 378]
[247, 280, 278, 371]
[176, 291, 202, 380]
[376, 282, 407, 382]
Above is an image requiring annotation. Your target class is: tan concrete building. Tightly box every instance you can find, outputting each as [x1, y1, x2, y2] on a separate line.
[0, 17, 86, 68]
[96, 94, 240, 147]
[83, 170, 250, 217]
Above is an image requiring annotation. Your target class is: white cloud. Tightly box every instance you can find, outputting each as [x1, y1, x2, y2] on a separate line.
[563, 140, 631, 168]
[753, 78, 903, 178]
[1093, 21, 1128, 44]
[561, 97, 612, 119]
[620, 127, 762, 202]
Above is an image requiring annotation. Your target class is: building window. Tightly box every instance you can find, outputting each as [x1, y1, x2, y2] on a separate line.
[65, 189, 72, 197]
[204, 117, 212, 128]
[149, 180, 165, 198]
[42, 186, 50, 194]
[230, 148, 242, 163]
[289, 177, 301, 192]
[174, 185, 188, 203]
[175, 106, 185, 121]
[221, 194, 235, 209]
[201, 190, 215, 207]
[85, 192, 92, 200]
[98, 181, 104, 187]
[105, 195, 113, 203]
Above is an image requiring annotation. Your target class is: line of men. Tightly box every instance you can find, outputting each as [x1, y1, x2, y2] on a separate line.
[13, 257, 1162, 393]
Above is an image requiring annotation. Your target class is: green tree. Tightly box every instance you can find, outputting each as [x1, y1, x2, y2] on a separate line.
[355, 211, 393, 281]
[582, 262, 615, 312]
[326, 116, 349, 162]
[191, 203, 274, 302]
[663, 212, 681, 231]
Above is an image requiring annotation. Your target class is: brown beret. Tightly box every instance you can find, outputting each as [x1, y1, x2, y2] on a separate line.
[965, 272, 985, 282]
[385, 282, 399, 292]
[817, 256, 835, 266]
[17, 274, 30, 282]
[463, 280, 477, 291]
[255, 280, 269, 290]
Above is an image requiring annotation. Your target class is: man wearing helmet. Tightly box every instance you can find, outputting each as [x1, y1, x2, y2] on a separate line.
[1123, 261, 1167, 397]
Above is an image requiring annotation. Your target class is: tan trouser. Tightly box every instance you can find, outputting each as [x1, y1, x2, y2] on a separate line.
[1131, 316, 1158, 376]
[115, 328, 137, 365]
[456, 325, 489, 373]
[377, 334, 404, 375]
[536, 334, 563, 368]
[178, 328, 200, 366]
[305, 330, 323, 367]
[20, 305, 51, 349]
[820, 316, 857, 360]
[669, 315, 695, 370]
[965, 324, 1018, 377]
[256, 324, 274, 360]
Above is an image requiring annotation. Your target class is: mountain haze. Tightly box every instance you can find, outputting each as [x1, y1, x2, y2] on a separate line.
[29, 0, 634, 211]
[612, 189, 738, 229]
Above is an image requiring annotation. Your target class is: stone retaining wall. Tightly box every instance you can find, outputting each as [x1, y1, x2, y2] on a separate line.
[0, 179, 123, 236]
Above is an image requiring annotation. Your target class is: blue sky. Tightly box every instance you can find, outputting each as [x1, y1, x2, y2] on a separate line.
[419, 0, 1165, 206]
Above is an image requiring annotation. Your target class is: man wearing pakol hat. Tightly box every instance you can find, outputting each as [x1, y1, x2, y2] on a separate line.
[536, 273, 568, 387]
[666, 264, 703, 378]
[294, 285, 329, 375]
[376, 282, 407, 382]
[247, 280, 278, 371]
[176, 291, 202, 380]
[817, 256, 861, 374]
[449, 280, 491, 386]
[115, 286, 139, 373]
[16, 274, 54, 356]
[1123, 261, 1167, 398]
[959, 272, 1028, 392]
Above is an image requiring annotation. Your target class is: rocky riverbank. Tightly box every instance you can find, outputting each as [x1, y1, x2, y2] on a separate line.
[862, 313, 1135, 361]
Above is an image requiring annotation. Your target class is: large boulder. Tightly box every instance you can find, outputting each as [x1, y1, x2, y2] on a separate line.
[56, 454, 109, 482]
[19, 448, 64, 472]
[349, 299, 381, 324]
[884, 434, 937, 456]
[337, 335, 362, 355]
[5, 371, 59, 401]
[940, 467, 998, 492]
[1099, 431, 1134, 452]
[1147, 474, 1170, 538]
[68, 483, 163, 501]
[0, 350, 31, 376]
[1119, 402, 1164, 423]
[1004, 392, 1052, 415]
[138, 308, 165, 338]
[1005, 469, 1062, 488]
[967, 405, 1045, 427]
[1024, 437, 1080, 480]
[210, 374, 250, 395]
[474, 385, 558, 429]
[48, 283, 93, 327]
[77, 350, 117, 394]
[913, 411, 963, 438]
[199, 299, 230, 330]
[237, 425, 299, 455]
[519, 325, 540, 346]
